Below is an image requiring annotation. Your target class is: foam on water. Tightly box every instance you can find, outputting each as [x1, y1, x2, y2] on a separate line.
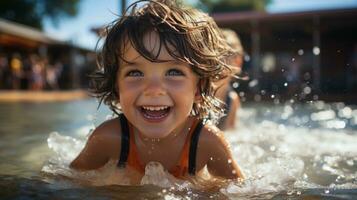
[42, 101, 357, 198]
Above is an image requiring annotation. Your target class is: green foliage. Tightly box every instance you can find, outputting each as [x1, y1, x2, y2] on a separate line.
[196, 0, 272, 13]
[0, 0, 80, 29]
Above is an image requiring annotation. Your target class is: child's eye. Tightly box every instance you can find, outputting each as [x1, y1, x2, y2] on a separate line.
[126, 70, 143, 77]
[166, 69, 185, 76]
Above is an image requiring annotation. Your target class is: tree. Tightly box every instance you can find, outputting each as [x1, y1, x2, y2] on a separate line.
[195, 0, 272, 13]
[0, 0, 81, 29]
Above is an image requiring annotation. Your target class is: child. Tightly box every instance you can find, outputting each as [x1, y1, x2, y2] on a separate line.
[70, 0, 244, 184]
[215, 29, 244, 130]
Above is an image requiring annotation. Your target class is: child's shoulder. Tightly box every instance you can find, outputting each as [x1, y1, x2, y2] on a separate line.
[195, 122, 240, 178]
[70, 117, 123, 170]
[88, 117, 123, 156]
[92, 117, 122, 136]
[200, 122, 230, 145]
[197, 123, 230, 158]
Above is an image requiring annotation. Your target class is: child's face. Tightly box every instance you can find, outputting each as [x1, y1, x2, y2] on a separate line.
[117, 31, 199, 139]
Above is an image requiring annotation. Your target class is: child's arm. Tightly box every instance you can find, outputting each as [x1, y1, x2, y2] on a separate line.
[198, 126, 244, 179]
[70, 119, 121, 170]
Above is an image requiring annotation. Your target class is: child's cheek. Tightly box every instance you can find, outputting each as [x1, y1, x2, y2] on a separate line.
[166, 80, 194, 92]
[121, 79, 144, 89]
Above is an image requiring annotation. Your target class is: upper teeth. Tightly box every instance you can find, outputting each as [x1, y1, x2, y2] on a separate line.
[142, 106, 169, 111]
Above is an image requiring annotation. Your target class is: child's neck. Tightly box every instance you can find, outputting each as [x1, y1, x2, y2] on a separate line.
[135, 117, 194, 147]
[132, 117, 195, 168]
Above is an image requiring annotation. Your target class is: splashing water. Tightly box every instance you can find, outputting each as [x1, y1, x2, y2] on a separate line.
[38, 100, 357, 199]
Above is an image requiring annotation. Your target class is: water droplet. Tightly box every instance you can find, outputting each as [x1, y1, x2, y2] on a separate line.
[210, 157, 213, 161]
[284, 82, 288, 87]
[313, 95, 319, 100]
[227, 159, 232, 164]
[292, 57, 295, 62]
[303, 173, 308, 179]
[271, 94, 275, 98]
[232, 82, 239, 88]
[298, 49, 304, 55]
[324, 189, 330, 194]
[248, 79, 258, 88]
[244, 54, 250, 61]
[303, 86, 311, 94]
[270, 145, 276, 151]
[313, 46, 320, 55]
[162, 189, 167, 193]
[232, 170, 236, 174]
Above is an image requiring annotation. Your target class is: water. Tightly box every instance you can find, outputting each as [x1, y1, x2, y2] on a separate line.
[0, 99, 357, 199]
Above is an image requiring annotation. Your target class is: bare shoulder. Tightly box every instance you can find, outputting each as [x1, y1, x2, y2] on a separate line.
[91, 117, 121, 139]
[70, 117, 122, 170]
[88, 117, 122, 158]
[196, 123, 244, 179]
[197, 123, 230, 157]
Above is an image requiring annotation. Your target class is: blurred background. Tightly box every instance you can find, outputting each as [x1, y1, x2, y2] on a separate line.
[0, 0, 356, 103]
[1, 2, 357, 199]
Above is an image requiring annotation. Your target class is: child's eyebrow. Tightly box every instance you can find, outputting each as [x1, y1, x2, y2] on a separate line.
[165, 60, 187, 66]
[121, 61, 138, 67]
[121, 60, 185, 66]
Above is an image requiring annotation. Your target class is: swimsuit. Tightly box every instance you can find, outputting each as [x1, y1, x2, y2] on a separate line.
[116, 114, 204, 178]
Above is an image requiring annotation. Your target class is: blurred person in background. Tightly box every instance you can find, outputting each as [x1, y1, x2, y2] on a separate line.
[215, 29, 244, 130]
[10, 53, 23, 89]
[0, 53, 8, 89]
[29, 55, 45, 90]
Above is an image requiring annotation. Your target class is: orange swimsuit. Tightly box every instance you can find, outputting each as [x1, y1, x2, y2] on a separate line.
[117, 114, 203, 178]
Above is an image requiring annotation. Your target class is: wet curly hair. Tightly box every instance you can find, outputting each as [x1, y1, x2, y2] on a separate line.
[90, 0, 238, 120]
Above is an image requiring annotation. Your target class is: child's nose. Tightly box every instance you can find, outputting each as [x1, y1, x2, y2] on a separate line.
[143, 77, 166, 96]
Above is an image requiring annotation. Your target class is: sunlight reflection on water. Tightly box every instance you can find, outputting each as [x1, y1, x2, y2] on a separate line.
[0, 99, 357, 199]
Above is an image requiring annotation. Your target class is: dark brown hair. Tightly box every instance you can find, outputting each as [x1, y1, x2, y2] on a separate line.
[90, 0, 237, 119]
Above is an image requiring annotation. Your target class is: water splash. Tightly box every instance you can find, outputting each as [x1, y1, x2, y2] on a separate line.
[41, 102, 357, 198]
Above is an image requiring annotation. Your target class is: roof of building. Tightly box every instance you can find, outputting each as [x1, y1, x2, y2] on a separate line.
[212, 7, 357, 24]
[0, 18, 63, 44]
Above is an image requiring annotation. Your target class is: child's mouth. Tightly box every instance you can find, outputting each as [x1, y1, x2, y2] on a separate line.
[140, 106, 171, 122]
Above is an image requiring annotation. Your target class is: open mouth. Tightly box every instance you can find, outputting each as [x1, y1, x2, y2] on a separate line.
[139, 106, 171, 121]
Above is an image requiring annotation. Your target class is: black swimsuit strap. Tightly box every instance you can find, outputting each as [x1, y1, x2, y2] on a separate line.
[117, 114, 204, 175]
[188, 119, 204, 175]
[117, 114, 130, 168]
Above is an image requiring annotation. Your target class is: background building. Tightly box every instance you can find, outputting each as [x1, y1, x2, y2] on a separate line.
[0, 18, 95, 90]
[213, 8, 357, 103]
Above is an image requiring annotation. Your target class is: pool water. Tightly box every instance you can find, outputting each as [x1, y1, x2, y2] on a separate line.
[0, 99, 356, 199]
